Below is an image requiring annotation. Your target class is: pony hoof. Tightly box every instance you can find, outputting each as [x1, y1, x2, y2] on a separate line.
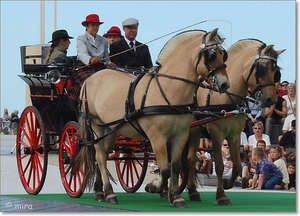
[106, 195, 118, 204]
[173, 198, 187, 208]
[145, 183, 156, 193]
[189, 192, 201, 201]
[160, 191, 168, 199]
[218, 199, 232, 206]
[95, 194, 105, 202]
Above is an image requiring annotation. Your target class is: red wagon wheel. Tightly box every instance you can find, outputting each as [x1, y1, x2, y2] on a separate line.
[16, 106, 47, 195]
[59, 121, 85, 198]
[115, 150, 148, 193]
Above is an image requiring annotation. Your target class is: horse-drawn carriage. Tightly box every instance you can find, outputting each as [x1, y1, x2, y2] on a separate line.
[15, 28, 284, 208]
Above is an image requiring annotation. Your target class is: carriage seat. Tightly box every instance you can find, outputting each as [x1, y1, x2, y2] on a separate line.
[23, 56, 77, 75]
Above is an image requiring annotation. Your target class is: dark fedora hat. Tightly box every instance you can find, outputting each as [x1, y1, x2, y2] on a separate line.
[48, 30, 73, 43]
[82, 14, 104, 27]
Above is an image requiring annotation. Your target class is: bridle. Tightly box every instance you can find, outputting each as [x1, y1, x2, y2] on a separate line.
[246, 44, 280, 101]
[195, 31, 228, 87]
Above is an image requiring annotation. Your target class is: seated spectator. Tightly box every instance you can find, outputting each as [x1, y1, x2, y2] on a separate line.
[256, 139, 272, 161]
[245, 95, 265, 136]
[247, 147, 283, 190]
[264, 86, 287, 138]
[282, 83, 296, 117]
[279, 119, 296, 161]
[269, 146, 289, 189]
[196, 138, 213, 175]
[2, 108, 10, 122]
[248, 121, 271, 152]
[212, 139, 232, 179]
[243, 153, 257, 188]
[281, 104, 296, 135]
[240, 129, 248, 153]
[277, 80, 289, 97]
[235, 152, 250, 187]
[287, 161, 296, 190]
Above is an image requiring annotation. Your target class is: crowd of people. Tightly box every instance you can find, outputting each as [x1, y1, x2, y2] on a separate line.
[195, 79, 296, 191]
[0, 108, 19, 135]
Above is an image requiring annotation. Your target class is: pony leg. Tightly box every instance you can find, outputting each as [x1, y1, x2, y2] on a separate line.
[94, 167, 105, 202]
[185, 130, 201, 202]
[94, 143, 118, 204]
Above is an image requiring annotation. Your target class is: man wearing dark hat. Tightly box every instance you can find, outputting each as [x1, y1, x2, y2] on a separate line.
[109, 17, 153, 69]
[45, 29, 73, 64]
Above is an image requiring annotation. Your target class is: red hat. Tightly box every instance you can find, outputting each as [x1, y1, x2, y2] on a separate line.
[103, 26, 123, 38]
[81, 14, 104, 26]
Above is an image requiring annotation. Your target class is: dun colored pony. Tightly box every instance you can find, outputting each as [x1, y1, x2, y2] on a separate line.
[185, 39, 285, 205]
[71, 28, 229, 208]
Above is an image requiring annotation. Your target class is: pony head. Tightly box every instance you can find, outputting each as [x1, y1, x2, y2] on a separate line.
[247, 43, 285, 107]
[196, 28, 230, 92]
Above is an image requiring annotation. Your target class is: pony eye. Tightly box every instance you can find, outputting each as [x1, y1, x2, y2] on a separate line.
[205, 49, 217, 63]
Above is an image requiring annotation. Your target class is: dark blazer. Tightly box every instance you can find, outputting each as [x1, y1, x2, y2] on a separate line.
[109, 38, 153, 69]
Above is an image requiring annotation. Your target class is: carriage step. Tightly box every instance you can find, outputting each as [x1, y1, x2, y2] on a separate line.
[23, 147, 44, 154]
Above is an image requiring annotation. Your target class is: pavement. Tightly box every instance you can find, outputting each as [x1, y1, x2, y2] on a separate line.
[0, 135, 294, 212]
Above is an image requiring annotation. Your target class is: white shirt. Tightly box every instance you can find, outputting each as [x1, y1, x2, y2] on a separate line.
[240, 131, 248, 146]
[248, 134, 271, 147]
[282, 95, 296, 116]
[282, 114, 296, 132]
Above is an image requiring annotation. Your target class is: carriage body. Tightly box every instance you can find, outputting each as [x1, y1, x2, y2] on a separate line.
[15, 56, 87, 197]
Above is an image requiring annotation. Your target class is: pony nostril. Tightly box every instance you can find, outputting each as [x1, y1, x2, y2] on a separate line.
[220, 82, 230, 91]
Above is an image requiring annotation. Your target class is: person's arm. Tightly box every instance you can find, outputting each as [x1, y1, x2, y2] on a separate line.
[255, 173, 265, 190]
[279, 133, 290, 157]
[264, 106, 274, 118]
[247, 174, 258, 189]
[273, 100, 287, 118]
[77, 36, 92, 65]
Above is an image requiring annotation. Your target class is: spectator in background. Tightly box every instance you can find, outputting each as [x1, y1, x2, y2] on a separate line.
[45, 29, 73, 64]
[103, 26, 123, 46]
[110, 17, 153, 69]
[2, 108, 10, 122]
[287, 161, 296, 190]
[247, 147, 283, 190]
[280, 104, 296, 136]
[277, 80, 289, 97]
[10, 110, 19, 135]
[212, 139, 232, 179]
[248, 121, 271, 152]
[256, 139, 272, 161]
[264, 82, 287, 138]
[279, 119, 296, 160]
[269, 146, 289, 189]
[245, 94, 265, 136]
[240, 130, 248, 153]
[282, 83, 296, 117]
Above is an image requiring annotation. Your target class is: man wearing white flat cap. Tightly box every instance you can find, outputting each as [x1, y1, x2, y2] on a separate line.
[110, 17, 153, 69]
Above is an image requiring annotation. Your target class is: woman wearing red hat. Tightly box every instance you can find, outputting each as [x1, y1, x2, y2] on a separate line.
[45, 29, 73, 64]
[68, 14, 115, 105]
[103, 26, 123, 45]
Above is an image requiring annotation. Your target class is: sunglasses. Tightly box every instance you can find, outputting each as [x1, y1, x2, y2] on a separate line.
[281, 84, 288, 86]
[222, 144, 228, 146]
[254, 127, 262, 130]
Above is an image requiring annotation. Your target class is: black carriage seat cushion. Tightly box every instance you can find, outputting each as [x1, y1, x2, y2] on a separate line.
[23, 64, 50, 74]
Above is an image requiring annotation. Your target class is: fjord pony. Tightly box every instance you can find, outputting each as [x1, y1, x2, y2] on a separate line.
[72, 28, 229, 208]
[185, 39, 285, 205]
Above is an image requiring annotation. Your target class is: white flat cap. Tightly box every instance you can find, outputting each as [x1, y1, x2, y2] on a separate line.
[122, 18, 139, 26]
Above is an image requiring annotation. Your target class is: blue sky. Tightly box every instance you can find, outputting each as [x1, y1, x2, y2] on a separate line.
[0, 1, 297, 115]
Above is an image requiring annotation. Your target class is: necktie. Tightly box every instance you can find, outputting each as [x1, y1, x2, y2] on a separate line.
[129, 41, 135, 52]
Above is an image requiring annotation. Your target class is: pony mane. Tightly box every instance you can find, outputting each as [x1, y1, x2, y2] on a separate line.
[228, 38, 266, 54]
[156, 30, 207, 65]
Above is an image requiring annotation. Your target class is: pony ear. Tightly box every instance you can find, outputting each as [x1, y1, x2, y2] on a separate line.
[221, 37, 226, 43]
[265, 45, 274, 53]
[209, 28, 219, 39]
[276, 49, 286, 56]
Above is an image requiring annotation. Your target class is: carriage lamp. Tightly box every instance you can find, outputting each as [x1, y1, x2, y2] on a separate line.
[45, 69, 61, 84]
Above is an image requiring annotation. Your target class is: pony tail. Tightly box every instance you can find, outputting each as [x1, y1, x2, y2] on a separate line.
[45, 46, 54, 64]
